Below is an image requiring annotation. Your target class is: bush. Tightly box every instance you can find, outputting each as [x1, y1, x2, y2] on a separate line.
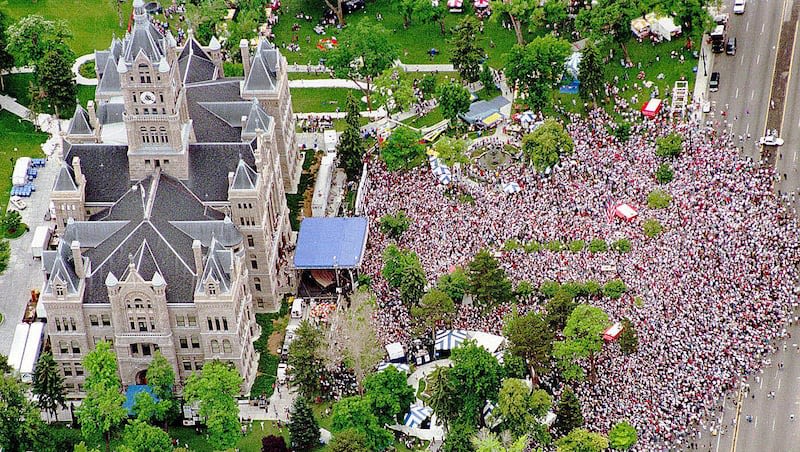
[612, 122, 631, 143]
[588, 239, 608, 253]
[560, 281, 583, 299]
[515, 280, 535, 298]
[503, 238, 522, 251]
[78, 60, 96, 79]
[655, 133, 683, 158]
[0, 240, 9, 273]
[647, 189, 672, 209]
[610, 238, 632, 253]
[379, 210, 411, 238]
[655, 163, 674, 184]
[568, 240, 585, 253]
[524, 241, 542, 253]
[545, 240, 564, 252]
[539, 280, 561, 299]
[357, 274, 372, 288]
[643, 219, 663, 237]
[634, 296, 644, 308]
[603, 279, 627, 299]
[583, 280, 601, 296]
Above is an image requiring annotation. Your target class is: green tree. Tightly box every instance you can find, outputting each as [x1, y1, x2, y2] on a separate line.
[553, 305, 610, 383]
[411, 288, 456, 336]
[0, 354, 11, 374]
[449, 16, 484, 81]
[643, 218, 663, 237]
[381, 244, 426, 305]
[339, 92, 366, 180]
[326, 22, 398, 111]
[578, 41, 604, 104]
[521, 119, 574, 172]
[437, 267, 469, 302]
[120, 419, 172, 452]
[183, 361, 243, 450]
[139, 351, 177, 428]
[77, 382, 127, 452]
[655, 163, 674, 184]
[331, 396, 393, 451]
[545, 289, 577, 332]
[602, 279, 627, 299]
[415, 0, 448, 35]
[503, 310, 553, 380]
[395, 0, 418, 29]
[480, 64, 495, 93]
[491, 0, 537, 45]
[184, 0, 226, 43]
[442, 422, 476, 452]
[261, 434, 289, 452]
[31, 352, 66, 422]
[655, 133, 684, 158]
[495, 378, 538, 437]
[505, 36, 571, 111]
[647, 189, 672, 209]
[364, 367, 415, 425]
[0, 12, 16, 91]
[82, 341, 119, 390]
[433, 136, 470, 168]
[448, 340, 503, 426]
[287, 320, 325, 398]
[610, 239, 631, 253]
[5, 15, 72, 67]
[0, 374, 45, 452]
[612, 122, 631, 143]
[555, 428, 609, 452]
[588, 239, 607, 253]
[421, 74, 437, 98]
[467, 249, 514, 308]
[374, 69, 415, 115]
[618, 318, 639, 355]
[608, 420, 638, 450]
[289, 396, 320, 451]
[438, 82, 471, 125]
[576, 0, 640, 59]
[568, 240, 585, 252]
[471, 429, 528, 452]
[329, 428, 369, 452]
[553, 387, 583, 437]
[380, 126, 426, 171]
[379, 210, 411, 238]
[427, 366, 459, 429]
[1, 211, 22, 236]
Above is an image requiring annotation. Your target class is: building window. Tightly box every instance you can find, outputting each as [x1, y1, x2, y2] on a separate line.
[207, 317, 213, 330]
[254, 278, 262, 292]
[176, 315, 185, 327]
[129, 317, 136, 331]
[59, 341, 68, 354]
[62, 364, 72, 377]
[191, 335, 200, 349]
[183, 360, 192, 371]
[251, 259, 258, 270]
[70, 318, 77, 331]
[130, 344, 139, 356]
[194, 360, 204, 371]
[138, 317, 147, 332]
[89, 315, 99, 326]
[188, 315, 197, 327]
[256, 298, 264, 309]
[55, 318, 62, 331]
[247, 235, 254, 247]
[93, 336, 101, 346]
[55, 286, 65, 297]
[179, 337, 188, 349]
[101, 314, 111, 326]
[105, 336, 114, 346]
[71, 341, 80, 354]
[214, 318, 221, 331]
[210, 340, 220, 353]
[142, 344, 152, 356]
[75, 364, 84, 376]
[222, 318, 228, 331]
[222, 339, 232, 354]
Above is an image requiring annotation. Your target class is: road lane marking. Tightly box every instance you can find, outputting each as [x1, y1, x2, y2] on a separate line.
[757, 54, 761, 65]
[742, 54, 746, 65]
[773, 418, 776, 431]
[752, 90, 756, 100]
[736, 88, 740, 98]
[763, 23, 766, 34]
[747, 21, 751, 32]
[779, 378, 782, 389]
[761, 378, 764, 389]
[746, 123, 751, 135]
[755, 416, 759, 428]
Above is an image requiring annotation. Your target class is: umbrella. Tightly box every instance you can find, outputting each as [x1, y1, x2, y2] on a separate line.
[474, 0, 489, 7]
[432, 165, 449, 177]
[483, 400, 502, 427]
[435, 329, 469, 350]
[437, 173, 452, 185]
[377, 362, 411, 373]
[403, 405, 433, 428]
[502, 182, 521, 194]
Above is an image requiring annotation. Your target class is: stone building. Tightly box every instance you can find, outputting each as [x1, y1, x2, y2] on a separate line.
[41, 0, 302, 394]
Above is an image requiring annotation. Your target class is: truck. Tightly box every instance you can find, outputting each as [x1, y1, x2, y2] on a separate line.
[7, 323, 30, 375]
[11, 157, 31, 187]
[710, 24, 726, 53]
[22, 289, 40, 324]
[30, 225, 52, 259]
[19, 322, 44, 383]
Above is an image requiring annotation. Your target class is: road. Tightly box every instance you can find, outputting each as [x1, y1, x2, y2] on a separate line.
[708, 0, 788, 161]
[775, 9, 800, 211]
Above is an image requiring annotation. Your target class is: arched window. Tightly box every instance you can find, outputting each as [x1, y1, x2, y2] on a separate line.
[210, 340, 220, 353]
[222, 339, 232, 354]
[70, 341, 80, 354]
[159, 126, 168, 143]
[254, 277, 261, 292]
[140, 126, 149, 143]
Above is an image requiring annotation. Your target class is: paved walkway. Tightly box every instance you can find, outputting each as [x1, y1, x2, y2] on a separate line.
[288, 78, 364, 89]
[72, 54, 98, 86]
[0, 94, 32, 120]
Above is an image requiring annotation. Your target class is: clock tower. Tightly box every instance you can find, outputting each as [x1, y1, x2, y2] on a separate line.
[120, 0, 193, 180]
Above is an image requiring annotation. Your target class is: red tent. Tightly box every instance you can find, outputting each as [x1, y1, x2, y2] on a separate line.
[603, 322, 624, 341]
[615, 204, 638, 221]
[641, 98, 662, 118]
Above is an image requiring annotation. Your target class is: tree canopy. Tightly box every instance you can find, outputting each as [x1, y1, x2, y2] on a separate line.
[505, 36, 571, 111]
[608, 420, 638, 450]
[433, 137, 470, 168]
[553, 305, 610, 383]
[411, 288, 456, 336]
[183, 361, 243, 450]
[32, 352, 66, 422]
[338, 92, 366, 180]
[120, 420, 172, 452]
[553, 387, 584, 437]
[5, 15, 72, 67]
[467, 249, 514, 308]
[578, 41, 604, 103]
[0, 374, 45, 452]
[364, 367, 415, 426]
[382, 244, 426, 305]
[555, 428, 609, 452]
[437, 267, 470, 302]
[450, 16, 484, 82]
[331, 396, 394, 451]
[438, 82, 472, 124]
[521, 119, 574, 172]
[380, 126, 426, 171]
[503, 310, 554, 379]
[287, 320, 326, 398]
[447, 340, 503, 426]
[289, 397, 320, 451]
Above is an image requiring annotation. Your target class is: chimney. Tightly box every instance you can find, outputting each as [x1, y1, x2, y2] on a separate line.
[240, 39, 251, 79]
[192, 240, 203, 276]
[71, 240, 85, 279]
[227, 171, 234, 188]
[87, 100, 99, 128]
[72, 156, 84, 186]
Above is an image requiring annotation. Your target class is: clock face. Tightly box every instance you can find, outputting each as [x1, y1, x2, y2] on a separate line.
[141, 91, 156, 105]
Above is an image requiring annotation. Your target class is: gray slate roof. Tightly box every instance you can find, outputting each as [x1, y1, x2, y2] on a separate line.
[63, 142, 130, 202]
[178, 38, 217, 85]
[230, 158, 258, 190]
[97, 102, 125, 125]
[67, 105, 93, 135]
[242, 40, 280, 93]
[186, 141, 257, 201]
[96, 57, 122, 96]
[53, 165, 78, 192]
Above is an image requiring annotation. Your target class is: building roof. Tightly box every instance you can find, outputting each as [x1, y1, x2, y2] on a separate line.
[53, 165, 78, 192]
[294, 217, 369, 269]
[96, 57, 122, 96]
[461, 95, 511, 124]
[185, 79, 250, 142]
[230, 159, 258, 190]
[186, 141, 257, 201]
[242, 40, 280, 93]
[67, 105, 93, 135]
[63, 142, 130, 202]
[178, 37, 217, 85]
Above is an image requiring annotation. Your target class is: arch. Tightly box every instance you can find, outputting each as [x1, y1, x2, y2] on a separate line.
[222, 339, 232, 354]
[135, 369, 148, 385]
[210, 340, 220, 353]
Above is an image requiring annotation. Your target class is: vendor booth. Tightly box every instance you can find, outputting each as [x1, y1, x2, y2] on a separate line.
[615, 204, 639, 221]
[603, 322, 624, 341]
[641, 98, 662, 118]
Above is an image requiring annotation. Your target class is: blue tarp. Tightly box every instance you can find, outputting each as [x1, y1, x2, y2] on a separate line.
[294, 217, 369, 269]
[559, 79, 580, 94]
[124, 384, 158, 414]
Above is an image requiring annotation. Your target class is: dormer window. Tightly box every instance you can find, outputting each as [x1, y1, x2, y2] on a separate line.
[138, 64, 151, 84]
[54, 283, 66, 297]
[207, 281, 218, 295]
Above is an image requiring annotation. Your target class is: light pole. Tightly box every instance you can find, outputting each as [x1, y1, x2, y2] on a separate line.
[701, 48, 708, 77]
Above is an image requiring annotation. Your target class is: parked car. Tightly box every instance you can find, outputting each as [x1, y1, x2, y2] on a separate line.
[734, 0, 746, 14]
[726, 37, 737, 55]
[709, 72, 720, 92]
[277, 363, 287, 384]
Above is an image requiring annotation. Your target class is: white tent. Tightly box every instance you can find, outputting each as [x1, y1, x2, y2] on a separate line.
[502, 182, 521, 194]
[403, 405, 433, 428]
[649, 14, 681, 41]
[564, 52, 582, 79]
[385, 342, 405, 361]
[435, 329, 469, 351]
[470, 331, 506, 354]
[377, 361, 411, 373]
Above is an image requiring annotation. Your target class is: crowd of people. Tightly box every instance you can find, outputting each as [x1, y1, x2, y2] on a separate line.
[359, 109, 800, 448]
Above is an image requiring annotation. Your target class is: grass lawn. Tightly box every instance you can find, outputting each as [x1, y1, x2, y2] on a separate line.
[0, 112, 47, 212]
[402, 107, 444, 129]
[1, 0, 128, 56]
[272, 0, 524, 67]
[77, 85, 96, 109]
[1, 73, 35, 108]
[291, 88, 365, 113]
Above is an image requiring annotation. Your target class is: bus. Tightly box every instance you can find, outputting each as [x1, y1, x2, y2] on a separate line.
[19, 322, 45, 383]
[8, 323, 30, 374]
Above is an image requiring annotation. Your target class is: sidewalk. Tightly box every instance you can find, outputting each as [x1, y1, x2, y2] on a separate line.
[0, 93, 32, 120]
[72, 54, 98, 86]
[691, 36, 715, 123]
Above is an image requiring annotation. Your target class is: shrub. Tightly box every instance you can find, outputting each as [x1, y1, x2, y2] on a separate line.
[603, 279, 627, 299]
[568, 240, 585, 253]
[560, 282, 584, 299]
[634, 297, 644, 308]
[613, 122, 631, 143]
[655, 163, 674, 184]
[588, 239, 608, 253]
[611, 238, 632, 253]
[545, 240, 564, 252]
[583, 280, 601, 296]
[503, 238, 522, 251]
[524, 241, 542, 253]
[647, 189, 672, 209]
[515, 281, 535, 298]
[539, 280, 561, 299]
[379, 210, 411, 238]
[357, 274, 372, 288]
[0, 240, 9, 273]
[643, 219, 663, 237]
[655, 133, 683, 158]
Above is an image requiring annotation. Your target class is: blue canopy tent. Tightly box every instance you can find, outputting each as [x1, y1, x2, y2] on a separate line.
[403, 405, 433, 428]
[293, 217, 369, 292]
[123, 385, 158, 415]
[435, 329, 470, 351]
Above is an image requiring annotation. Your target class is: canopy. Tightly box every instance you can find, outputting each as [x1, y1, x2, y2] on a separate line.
[492, 349, 505, 364]
[470, 331, 506, 354]
[615, 204, 638, 221]
[403, 405, 433, 428]
[437, 173, 452, 185]
[482, 112, 503, 127]
[502, 181, 521, 194]
[603, 322, 624, 341]
[474, 0, 489, 7]
[482, 400, 502, 427]
[293, 217, 369, 269]
[377, 361, 411, 373]
[429, 156, 453, 185]
[386, 342, 405, 361]
[447, 0, 463, 8]
[124, 385, 158, 414]
[641, 98, 662, 118]
[435, 329, 470, 351]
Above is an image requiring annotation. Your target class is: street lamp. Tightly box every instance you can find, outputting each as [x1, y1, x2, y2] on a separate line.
[701, 48, 708, 77]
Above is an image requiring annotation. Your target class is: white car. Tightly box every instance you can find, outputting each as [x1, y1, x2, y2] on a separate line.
[277, 363, 288, 384]
[734, 0, 746, 14]
[759, 135, 784, 146]
[9, 196, 26, 210]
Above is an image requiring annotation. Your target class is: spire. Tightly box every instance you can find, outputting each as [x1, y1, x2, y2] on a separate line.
[209, 36, 221, 51]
